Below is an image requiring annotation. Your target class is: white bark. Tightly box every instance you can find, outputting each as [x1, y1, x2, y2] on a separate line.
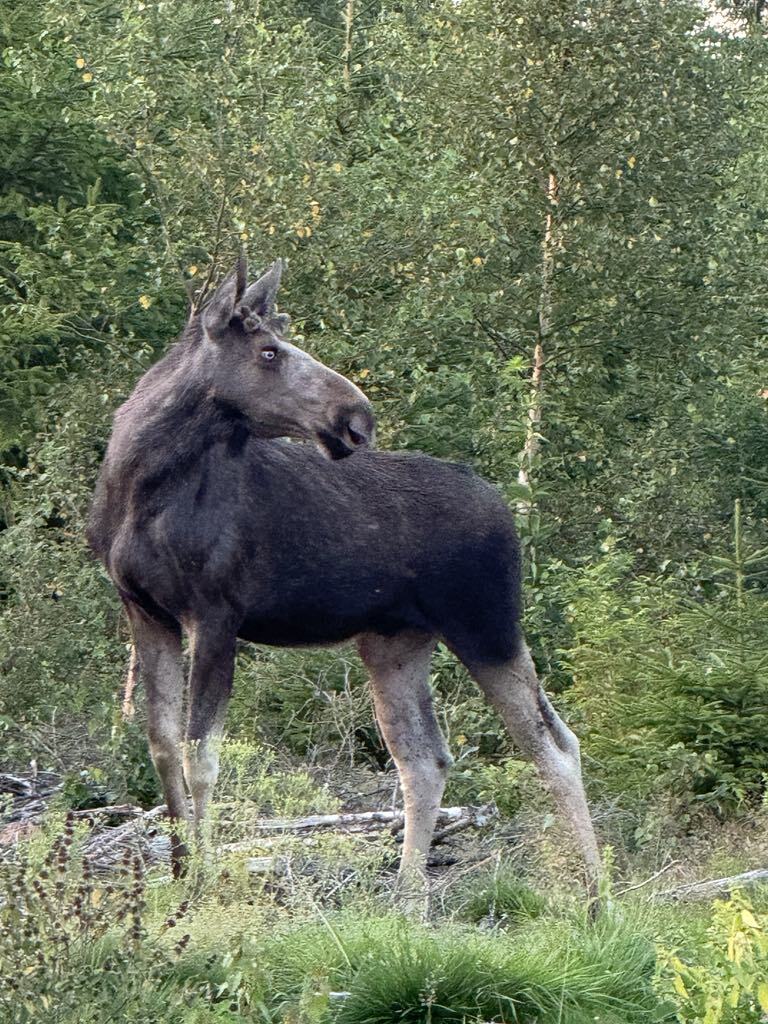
[653, 868, 768, 902]
[517, 170, 559, 513]
[342, 0, 355, 91]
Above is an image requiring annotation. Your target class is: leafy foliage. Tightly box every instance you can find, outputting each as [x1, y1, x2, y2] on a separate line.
[2, 0, 768, 920]
[560, 509, 768, 826]
[659, 892, 768, 1024]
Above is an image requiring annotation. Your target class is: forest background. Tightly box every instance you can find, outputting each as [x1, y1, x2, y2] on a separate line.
[3, 1, 768, 1022]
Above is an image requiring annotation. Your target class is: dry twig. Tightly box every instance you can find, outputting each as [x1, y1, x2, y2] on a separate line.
[613, 860, 680, 898]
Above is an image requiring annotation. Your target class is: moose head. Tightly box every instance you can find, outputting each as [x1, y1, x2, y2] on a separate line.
[192, 257, 374, 459]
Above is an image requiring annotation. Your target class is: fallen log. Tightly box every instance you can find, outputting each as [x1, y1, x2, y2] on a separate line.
[1, 782, 494, 876]
[250, 805, 485, 832]
[223, 804, 495, 853]
[72, 803, 145, 821]
[653, 868, 768, 902]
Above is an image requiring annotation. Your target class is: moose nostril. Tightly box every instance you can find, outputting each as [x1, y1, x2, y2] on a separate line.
[345, 408, 374, 448]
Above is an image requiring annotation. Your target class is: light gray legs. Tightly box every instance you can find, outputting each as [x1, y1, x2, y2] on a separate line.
[357, 632, 452, 892]
[468, 642, 601, 897]
[126, 606, 188, 873]
[129, 606, 598, 898]
[127, 608, 236, 873]
[358, 630, 599, 905]
[183, 627, 236, 826]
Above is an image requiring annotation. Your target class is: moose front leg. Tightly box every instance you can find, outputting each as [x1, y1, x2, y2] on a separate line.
[183, 626, 236, 828]
[358, 631, 450, 910]
[469, 641, 601, 907]
[125, 603, 189, 875]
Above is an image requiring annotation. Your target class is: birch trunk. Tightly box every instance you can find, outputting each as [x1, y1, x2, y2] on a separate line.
[342, 0, 355, 91]
[517, 170, 559, 515]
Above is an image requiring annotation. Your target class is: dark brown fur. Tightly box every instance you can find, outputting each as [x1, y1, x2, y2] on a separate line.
[87, 259, 599, 901]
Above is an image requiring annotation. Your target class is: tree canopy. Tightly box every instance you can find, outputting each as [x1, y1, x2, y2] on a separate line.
[2, 0, 768, 822]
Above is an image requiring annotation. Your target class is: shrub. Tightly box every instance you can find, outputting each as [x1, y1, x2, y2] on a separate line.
[216, 739, 340, 817]
[563, 513, 768, 823]
[658, 891, 768, 1024]
[0, 812, 198, 1024]
[0, 376, 128, 755]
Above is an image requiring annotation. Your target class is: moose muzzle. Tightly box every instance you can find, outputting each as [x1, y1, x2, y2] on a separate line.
[318, 401, 376, 460]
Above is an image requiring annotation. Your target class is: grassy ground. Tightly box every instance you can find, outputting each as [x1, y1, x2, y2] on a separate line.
[3, 743, 768, 1023]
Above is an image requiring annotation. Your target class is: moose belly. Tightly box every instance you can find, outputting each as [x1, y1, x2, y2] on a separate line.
[238, 600, 429, 649]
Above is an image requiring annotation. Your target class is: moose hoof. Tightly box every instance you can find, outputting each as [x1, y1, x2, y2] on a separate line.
[170, 839, 190, 879]
[394, 863, 431, 920]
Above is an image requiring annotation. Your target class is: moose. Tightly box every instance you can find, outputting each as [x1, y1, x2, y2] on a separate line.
[88, 257, 600, 899]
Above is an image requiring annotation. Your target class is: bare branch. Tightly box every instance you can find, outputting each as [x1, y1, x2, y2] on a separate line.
[614, 860, 679, 898]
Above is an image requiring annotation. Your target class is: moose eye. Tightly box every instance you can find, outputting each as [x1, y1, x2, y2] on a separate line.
[261, 346, 278, 362]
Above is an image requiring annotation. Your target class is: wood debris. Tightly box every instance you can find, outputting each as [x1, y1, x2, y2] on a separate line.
[1, 771, 496, 876]
[653, 868, 768, 902]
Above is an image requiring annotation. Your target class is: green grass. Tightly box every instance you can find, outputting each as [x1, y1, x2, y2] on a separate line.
[450, 861, 547, 926]
[236, 906, 662, 1024]
[0, 816, 672, 1024]
[11, 790, 768, 1024]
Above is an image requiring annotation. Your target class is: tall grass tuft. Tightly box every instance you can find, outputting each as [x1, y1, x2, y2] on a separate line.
[246, 907, 661, 1024]
[451, 860, 547, 926]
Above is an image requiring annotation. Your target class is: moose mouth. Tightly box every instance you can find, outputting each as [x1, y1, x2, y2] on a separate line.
[316, 405, 375, 460]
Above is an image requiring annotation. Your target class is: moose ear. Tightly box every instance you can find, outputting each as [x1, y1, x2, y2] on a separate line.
[241, 259, 283, 316]
[202, 256, 247, 334]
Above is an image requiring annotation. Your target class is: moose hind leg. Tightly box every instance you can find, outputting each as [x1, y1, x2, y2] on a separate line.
[183, 626, 236, 828]
[125, 604, 188, 872]
[357, 631, 450, 894]
[468, 642, 601, 896]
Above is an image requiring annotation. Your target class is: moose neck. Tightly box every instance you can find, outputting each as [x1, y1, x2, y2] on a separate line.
[112, 335, 253, 473]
